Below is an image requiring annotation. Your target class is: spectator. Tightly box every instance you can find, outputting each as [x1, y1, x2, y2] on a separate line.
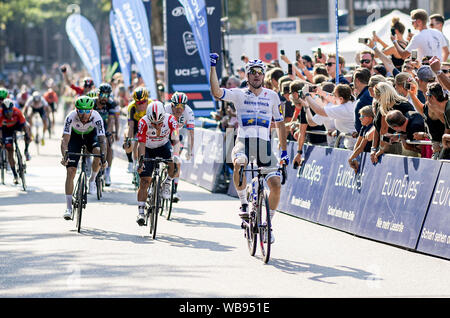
[301, 83, 356, 149]
[416, 65, 436, 96]
[373, 65, 387, 77]
[429, 14, 450, 60]
[358, 50, 376, 74]
[302, 55, 314, 71]
[348, 105, 375, 173]
[325, 53, 350, 85]
[394, 72, 420, 105]
[313, 74, 328, 84]
[429, 56, 450, 91]
[352, 68, 373, 134]
[269, 68, 285, 93]
[373, 17, 409, 71]
[426, 82, 450, 159]
[385, 109, 426, 156]
[236, 67, 247, 87]
[392, 9, 449, 62]
[441, 62, 450, 79]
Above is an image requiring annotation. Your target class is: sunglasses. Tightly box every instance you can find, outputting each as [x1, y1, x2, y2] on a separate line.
[249, 68, 264, 75]
[442, 69, 449, 74]
[173, 103, 185, 109]
[325, 62, 335, 67]
[136, 100, 147, 105]
[77, 109, 92, 114]
[360, 59, 371, 64]
[99, 93, 110, 98]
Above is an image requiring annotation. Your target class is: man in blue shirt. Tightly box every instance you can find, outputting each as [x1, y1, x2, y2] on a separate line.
[352, 68, 373, 134]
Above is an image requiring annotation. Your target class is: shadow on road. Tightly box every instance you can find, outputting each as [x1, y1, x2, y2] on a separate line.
[269, 258, 381, 285]
[156, 233, 236, 252]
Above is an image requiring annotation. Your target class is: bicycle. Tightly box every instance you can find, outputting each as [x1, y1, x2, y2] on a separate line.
[160, 163, 177, 221]
[0, 142, 6, 185]
[95, 167, 105, 200]
[139, 156, 173, 239]
[13, 132, 27, 191]
[31, 112, 41, 155]
[65, 145, 104, 233]
[127, 137, 140, 190]
[238, 160, 286, 264]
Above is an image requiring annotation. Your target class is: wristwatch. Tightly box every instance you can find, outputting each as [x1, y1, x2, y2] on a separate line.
[297, 150, 303, 154]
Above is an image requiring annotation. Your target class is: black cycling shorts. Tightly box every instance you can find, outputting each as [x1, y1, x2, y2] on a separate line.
[66, 131, 99, 168]
[139, 141, 173, 178]
[1, 124, 24, 148]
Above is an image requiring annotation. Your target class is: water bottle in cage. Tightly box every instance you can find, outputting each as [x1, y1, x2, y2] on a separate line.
[251, 177, 259, 202]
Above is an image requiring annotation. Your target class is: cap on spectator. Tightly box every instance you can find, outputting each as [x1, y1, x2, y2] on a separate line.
[417, 66, 435, 82]
[302, 55, 312, 63]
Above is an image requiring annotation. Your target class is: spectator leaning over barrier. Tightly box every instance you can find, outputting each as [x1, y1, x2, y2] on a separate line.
[326, 53, 350, 85]
[392, 9, 449, 62]
[352, 68, 373, 135]
[299, 83, 356, 151]
[371, 82, 415, 160]
[426, 82, 450, 159]
[348, 105, 375, 173]
[385, 109, 426, 156]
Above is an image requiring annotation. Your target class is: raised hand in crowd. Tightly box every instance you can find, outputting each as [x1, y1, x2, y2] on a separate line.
[429, 56, 450, 90]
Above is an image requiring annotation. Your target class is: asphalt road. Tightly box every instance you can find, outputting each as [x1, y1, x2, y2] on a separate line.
[0, 113, 449, 299]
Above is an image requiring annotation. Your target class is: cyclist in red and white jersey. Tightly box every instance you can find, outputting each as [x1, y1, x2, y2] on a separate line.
[136, 101, 181, 226]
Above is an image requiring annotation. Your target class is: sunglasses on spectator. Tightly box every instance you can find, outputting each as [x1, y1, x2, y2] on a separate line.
[77, 109, 92, 114]
[249, 68, 264, 75]
[442, 69, 449, 73]
[325, 62, 335, 67]
[360, 59, 371, 64]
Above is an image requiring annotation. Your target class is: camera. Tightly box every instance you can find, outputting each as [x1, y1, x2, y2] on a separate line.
[296, 50, 301, 61]
[288, 64, 293, 75]
[411, 50, 418, 61]
[358, 38, 369, 44]
[317, 48, 322, 59]
[280, 50, 285, 56]
[404, 82, 411, 90]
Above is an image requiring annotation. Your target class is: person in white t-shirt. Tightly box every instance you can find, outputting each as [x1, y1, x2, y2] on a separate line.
[295, 83, 356, 160]
[392, 9, 449, 62]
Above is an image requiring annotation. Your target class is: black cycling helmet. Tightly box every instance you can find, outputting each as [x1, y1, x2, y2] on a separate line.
[98, 83, 112, 96]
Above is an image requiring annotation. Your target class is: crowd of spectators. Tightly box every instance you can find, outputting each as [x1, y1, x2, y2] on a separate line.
[214, 9, 450, 171]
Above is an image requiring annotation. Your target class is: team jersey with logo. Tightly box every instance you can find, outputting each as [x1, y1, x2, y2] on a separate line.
[62, 110, 105, 136]
[164, 103, 195, 130]
[220, 87, 283, 141]
[137, 113, 179, 149]
[0, 107, 26, 128]
[24, 96, 48, 110]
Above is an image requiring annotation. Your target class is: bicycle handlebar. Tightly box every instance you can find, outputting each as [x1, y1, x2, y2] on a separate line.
[238, 163, 287, 187]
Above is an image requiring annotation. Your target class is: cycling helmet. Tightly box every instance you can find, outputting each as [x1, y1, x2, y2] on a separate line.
[86, 90, 98, 98]
[98, 83, 112, 96]
[1, 98, 14, 112]
[75, 96, 94, 110]
[0, 87, 8, 99]
[83, 77, 94, 88]
[171, 91, 188, 106]
[133, 87, 149, 103]
[32, 91, 41, 102]
[146, 101, 165, 124]
[245, 59, 266, 74]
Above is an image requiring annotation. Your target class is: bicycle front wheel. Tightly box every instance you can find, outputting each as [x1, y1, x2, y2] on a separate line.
[245, 186, 257, 256]
[16, 151, 26, 191]
[76, 172, 85, 233]
[150, 178, 162, 239]
[258, 189, 271, 264]
[0, 148, 6, 185]
[96, 173, 102, 200]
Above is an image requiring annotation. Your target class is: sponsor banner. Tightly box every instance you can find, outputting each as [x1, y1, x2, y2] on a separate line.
[268, 18, 300, 34]
[165, 0, 222, 116]
[65, 14, 102, 87]
[416, 162, 450, 259]
[356, 155, 441, 249]
[112, 0, 158, 99]
[278, 143, 334, 223]
[180, 128, 225, 192]
[109, 10, 132, 88]
[315, 149, 374, 233]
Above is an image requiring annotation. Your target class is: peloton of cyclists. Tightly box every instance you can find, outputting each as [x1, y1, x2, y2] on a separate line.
[60, 96, 108, 220]
[135, 101, 180, 226]
[164, 91, 195, 202]
[0, 98, 32, 183]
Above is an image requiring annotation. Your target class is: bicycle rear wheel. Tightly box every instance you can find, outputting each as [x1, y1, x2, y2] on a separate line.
[258, 189, 271, 264]
[75, 172, 85, 233]
[150, 176, 161, 239]
[16, 149, 26, 191]
[0, 148, 6, 185]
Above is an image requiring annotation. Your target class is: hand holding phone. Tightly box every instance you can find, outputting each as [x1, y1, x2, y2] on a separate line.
[296, 50, 301, 61]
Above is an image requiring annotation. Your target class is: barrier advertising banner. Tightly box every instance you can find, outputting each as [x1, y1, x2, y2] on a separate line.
[113, 0, 158, 99]
[65, 14, 102, 87]
[356, 155, 442, 249]
[109, 10, 132, 88]
[165, 0, 222, 116]
[416, 162, 450, 259]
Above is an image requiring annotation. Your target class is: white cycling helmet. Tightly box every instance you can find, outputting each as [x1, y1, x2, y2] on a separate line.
[245, 59, 266, 74]
[146, 101, 165, 124]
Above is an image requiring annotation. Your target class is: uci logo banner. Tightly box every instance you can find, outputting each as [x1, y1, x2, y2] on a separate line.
[112, 0, 158, 100]
[65, 14, 102, 87]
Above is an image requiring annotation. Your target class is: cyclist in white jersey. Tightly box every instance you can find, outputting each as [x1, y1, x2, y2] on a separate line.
[22, 91, 51, 145]
[164, 91, 195, 202]
[60, 96, 107, 220]
[135, 101, 181, 226]
[209, 54, 289, 242]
